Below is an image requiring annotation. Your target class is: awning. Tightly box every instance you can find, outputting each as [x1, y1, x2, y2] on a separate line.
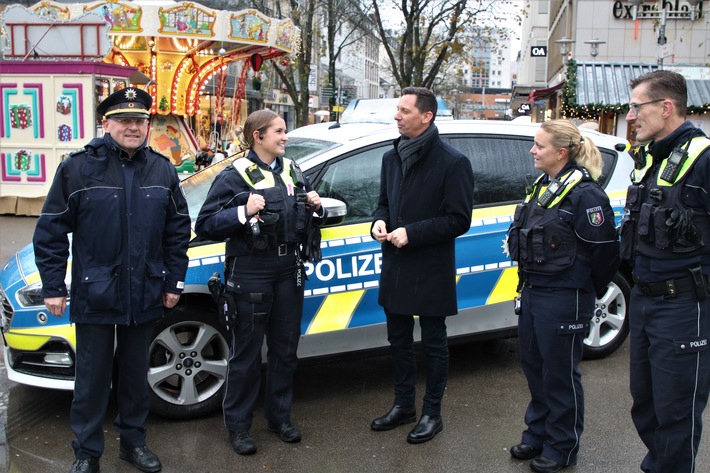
[528, 82, 564, 103]
[575, 62, 710, 108]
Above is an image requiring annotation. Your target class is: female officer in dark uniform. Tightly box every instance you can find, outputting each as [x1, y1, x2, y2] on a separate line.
[195, 110, 324, 456]
[506, 120, 619, 473]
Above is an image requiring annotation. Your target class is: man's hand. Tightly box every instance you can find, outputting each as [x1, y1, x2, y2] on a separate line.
[163, 293, 180, 309]
[372, 220, 389, 243]
[387, 227, 408, 248]
[44, 296, 67, 317]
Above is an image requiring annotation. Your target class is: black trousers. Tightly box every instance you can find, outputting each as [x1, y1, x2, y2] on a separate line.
[385, 310, 448, 416]
[71, 321, 154, 460]
[223, 252, 304, 432]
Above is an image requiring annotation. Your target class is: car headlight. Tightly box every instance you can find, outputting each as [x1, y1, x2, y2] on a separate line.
[17, 281, 45, 307]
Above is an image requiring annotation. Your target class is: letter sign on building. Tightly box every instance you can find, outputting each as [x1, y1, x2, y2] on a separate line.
[531, 46, 548, 57]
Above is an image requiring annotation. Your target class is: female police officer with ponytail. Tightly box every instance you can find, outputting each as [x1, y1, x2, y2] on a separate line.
[196, 109, 325, 456]
[506, 120, 619, 473]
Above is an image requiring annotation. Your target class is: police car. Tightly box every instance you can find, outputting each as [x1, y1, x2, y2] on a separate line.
[0, 115, 634, 420]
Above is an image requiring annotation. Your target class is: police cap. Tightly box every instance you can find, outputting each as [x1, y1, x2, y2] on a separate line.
[96, 87, 152, 119]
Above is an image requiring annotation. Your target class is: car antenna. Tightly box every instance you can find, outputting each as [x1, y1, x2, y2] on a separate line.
[328, 109, 341, 129]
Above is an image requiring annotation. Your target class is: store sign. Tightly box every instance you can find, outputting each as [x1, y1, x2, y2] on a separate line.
[612, 1, 703, 19]
[531, 46, 547, 57]
[308, 65, 318, 93]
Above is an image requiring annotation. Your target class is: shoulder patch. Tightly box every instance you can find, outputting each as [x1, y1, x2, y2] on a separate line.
[586, 206, 604, 226]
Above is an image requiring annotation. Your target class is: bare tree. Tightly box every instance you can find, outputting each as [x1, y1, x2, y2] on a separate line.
[322, 0, 372, 118]
[368, 0, 518, 90]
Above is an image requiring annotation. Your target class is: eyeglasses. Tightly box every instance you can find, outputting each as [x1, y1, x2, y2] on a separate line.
[110, 117, 150, 126]
[628, 99, 665, 116]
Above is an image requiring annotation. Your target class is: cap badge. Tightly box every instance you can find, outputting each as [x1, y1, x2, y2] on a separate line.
[124, 89, 137, 101]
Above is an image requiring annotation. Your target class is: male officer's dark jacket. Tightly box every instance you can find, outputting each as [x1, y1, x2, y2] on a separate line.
[508, 162, 619, 294]
[619, 121, 710, 282]
[33, 135, 191, 325]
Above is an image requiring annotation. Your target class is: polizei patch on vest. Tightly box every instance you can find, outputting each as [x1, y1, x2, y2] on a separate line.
[586, 206, 604, 226]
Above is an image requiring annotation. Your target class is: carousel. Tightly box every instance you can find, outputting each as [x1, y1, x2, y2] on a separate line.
[2, 0, 299, 171]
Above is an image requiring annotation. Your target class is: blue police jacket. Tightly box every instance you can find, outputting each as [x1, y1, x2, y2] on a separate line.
[509, 162, 619, 294]
[195, 151, 319, 258]
[33, 134, 191, 325]
[626, 121, 710, 282]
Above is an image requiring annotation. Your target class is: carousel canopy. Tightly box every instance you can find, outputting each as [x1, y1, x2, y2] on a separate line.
[1, 1, 300, 115]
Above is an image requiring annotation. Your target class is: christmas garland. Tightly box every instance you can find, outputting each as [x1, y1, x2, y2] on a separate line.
[560, 59, 710, 118]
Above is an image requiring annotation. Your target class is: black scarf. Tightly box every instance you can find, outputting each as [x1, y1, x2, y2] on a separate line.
[397, 124, 437, 176]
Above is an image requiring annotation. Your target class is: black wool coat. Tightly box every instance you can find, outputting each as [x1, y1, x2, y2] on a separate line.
[372, 126, 474, 317]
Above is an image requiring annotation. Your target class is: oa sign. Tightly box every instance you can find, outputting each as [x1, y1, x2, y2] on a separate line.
[531, 46, 547, 57]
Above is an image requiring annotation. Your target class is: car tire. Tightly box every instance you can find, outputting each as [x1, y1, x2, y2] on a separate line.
[583, 272, 631, 360]
[148, 306, 230, 419]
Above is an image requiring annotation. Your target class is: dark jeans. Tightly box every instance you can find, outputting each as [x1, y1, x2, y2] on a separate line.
[385, 310, 448, 416]
[71, 321, 154, 459]
[222, 252, 304, 432]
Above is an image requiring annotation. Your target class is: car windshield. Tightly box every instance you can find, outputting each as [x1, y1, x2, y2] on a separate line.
[181, 154, 242, 221]
[181, 138, 340, 221]
[341, 99, 398, 124]
[285, 137, 341, 163]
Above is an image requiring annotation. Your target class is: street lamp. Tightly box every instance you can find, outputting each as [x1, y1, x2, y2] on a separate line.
[584, 38, 606, 58]
[554, 37, 575, 58]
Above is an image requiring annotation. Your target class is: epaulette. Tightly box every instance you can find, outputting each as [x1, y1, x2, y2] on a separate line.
[145, 146, 170, 161]
[66, 147, 87, 159]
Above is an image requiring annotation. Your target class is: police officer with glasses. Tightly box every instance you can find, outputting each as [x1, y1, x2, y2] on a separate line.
[33, 87, 191, 473]
[620, 70, 710, 473]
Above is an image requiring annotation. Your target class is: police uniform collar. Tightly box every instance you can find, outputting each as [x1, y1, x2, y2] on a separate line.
[542, 162, 576, 184]
[647, 121, 697, 162]
[248, 151, 283, 172]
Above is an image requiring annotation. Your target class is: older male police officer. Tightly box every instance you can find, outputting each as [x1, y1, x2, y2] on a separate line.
[620, 70, 710, 473]
[33, 87, 191, 473]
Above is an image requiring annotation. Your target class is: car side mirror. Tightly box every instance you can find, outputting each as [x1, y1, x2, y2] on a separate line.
[320, 197, 347, 227]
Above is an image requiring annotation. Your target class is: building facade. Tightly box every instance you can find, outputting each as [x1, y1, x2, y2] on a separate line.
[515, 0, 710, 139]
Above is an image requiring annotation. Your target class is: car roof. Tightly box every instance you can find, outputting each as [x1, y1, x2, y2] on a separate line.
[288, 119, 627, 150]
[287, 119, 633, 193]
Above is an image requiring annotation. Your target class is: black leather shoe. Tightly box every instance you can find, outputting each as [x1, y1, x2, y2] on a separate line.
[267, 422, 302, 443]
[530, 456, 566, 473]
[119, 445, 161, 473]
[406, 415, 443, 444]
[510, 443, 543, 460]
[69, 458, 99, 473]
[370, 405, 417, 431]
[229, 431, 257, 455]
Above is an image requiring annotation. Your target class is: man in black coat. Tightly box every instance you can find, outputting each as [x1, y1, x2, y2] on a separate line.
[370, 87, 474, 444]
[33, 87, 191, 473]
